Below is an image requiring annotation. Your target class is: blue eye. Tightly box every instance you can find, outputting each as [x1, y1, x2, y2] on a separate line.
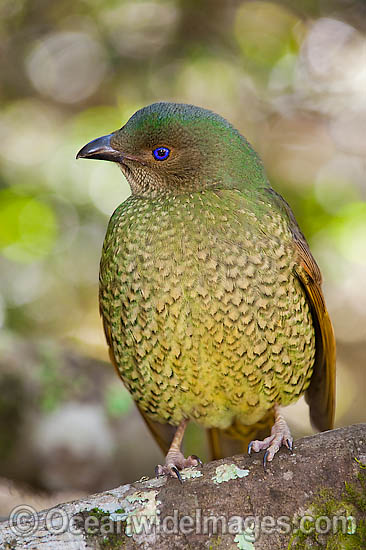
[153, 146, 170, 161]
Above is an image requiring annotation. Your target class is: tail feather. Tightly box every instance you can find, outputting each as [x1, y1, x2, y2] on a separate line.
[207, 409, 275, 460]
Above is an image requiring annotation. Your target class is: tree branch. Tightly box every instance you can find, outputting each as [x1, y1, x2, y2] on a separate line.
[1, 424, 365, 549]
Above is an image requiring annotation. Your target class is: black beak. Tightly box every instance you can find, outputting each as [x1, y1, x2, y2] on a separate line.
[76, 134, 122, 162]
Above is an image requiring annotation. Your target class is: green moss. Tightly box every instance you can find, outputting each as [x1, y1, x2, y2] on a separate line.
[289, 461, 366, 549]
[208, 535, 222, 549]
[77, 507, 128, 550]
[99, 533, 126, 550]
[344, 460, 366, 514]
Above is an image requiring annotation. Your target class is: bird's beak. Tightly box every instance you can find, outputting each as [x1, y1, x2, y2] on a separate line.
[76, 134, 123, 163]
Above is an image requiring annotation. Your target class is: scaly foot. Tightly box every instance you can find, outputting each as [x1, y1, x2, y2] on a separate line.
[155, 419, 203, 482]
[248, 406, 293, 470]
[155, 452, 202, 482]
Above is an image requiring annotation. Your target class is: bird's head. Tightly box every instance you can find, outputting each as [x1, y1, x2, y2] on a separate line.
[76, 102, 267, 197]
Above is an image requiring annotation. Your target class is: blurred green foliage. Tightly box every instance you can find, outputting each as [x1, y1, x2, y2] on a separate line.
[0, 188, 57, 262]
[104, 383, 133, 418]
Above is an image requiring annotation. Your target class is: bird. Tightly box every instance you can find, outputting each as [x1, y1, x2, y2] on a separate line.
[76, 102, 336, 479]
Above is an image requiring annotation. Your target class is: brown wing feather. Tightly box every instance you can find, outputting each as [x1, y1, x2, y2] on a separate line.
[265, 188, 336, 431]
[294, 249, 336, 431]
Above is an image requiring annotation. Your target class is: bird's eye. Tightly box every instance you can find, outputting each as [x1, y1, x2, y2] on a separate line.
[152, 146, 170, 161]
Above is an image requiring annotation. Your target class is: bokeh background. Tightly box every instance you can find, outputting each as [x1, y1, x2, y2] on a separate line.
[0, 0, 365, 514]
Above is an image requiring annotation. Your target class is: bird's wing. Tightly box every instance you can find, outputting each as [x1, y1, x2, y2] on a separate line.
[100, 302, 174, 455]
[264, 188, 336, 431]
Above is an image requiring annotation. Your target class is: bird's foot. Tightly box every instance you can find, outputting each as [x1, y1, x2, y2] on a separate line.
[155, 452, 202, 483]
[248, 410, 293, 470]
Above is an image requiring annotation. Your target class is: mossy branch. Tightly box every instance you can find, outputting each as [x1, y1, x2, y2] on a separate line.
[0, 424, 365, 550]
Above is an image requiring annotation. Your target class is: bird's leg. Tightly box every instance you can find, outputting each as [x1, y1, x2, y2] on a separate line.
[155, 419, 202, 482]
[248, 405, 293, 469]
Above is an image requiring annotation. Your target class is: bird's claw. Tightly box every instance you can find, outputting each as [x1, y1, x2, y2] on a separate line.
[190, 454, 203, 467]
[171, 466, 183, 483]
[286, 438, 294, 454]
[247, 412, 293, 470]
[155, 464, 183, 482]
[155, 453, 202, 482]
[263, 450, 270, 471]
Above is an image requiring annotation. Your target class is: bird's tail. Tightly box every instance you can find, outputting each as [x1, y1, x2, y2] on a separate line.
[207, 408, 275, 460]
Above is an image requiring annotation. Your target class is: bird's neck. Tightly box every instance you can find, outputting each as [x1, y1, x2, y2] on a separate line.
[122, 166, 270, 199]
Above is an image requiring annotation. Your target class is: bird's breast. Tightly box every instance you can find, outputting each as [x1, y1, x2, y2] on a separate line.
[100, 190, 315, 427]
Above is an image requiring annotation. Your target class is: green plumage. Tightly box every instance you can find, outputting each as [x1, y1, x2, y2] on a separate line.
[100, 188, 315, 428]
[78, 102, 335, 459]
